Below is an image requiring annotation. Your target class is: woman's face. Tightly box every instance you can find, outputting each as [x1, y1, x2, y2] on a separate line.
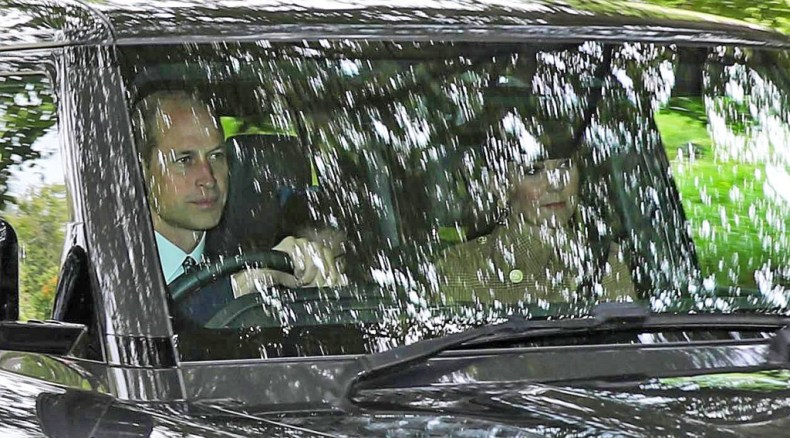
[506, 158, 580, 227]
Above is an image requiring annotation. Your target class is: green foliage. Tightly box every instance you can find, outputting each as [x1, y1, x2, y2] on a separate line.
[3, 184, 69, 321]
[656, 98, 790, 288]
[0, 75, 63, 320]
[658, 370, 790, 391]
[678, 160, 778, 288]
[638, 0, 790, 35]
[656, 97, 712, 159]
[0, 77, 58, 210]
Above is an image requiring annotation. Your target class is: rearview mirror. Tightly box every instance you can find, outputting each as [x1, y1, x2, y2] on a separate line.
[0, 219, 19, 321]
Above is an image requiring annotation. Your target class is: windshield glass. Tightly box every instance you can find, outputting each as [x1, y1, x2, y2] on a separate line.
[119, 40, 790, 361]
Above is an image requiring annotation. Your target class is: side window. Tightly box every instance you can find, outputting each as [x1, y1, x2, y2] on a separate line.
[0, 73, 67, 321]
[657, 48, 790, 296]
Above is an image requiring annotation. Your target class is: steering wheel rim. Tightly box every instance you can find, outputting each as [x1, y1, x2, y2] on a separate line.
[169, 251, 294, 304]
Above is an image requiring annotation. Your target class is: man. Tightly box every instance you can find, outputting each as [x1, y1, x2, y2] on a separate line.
[133, 91, 344, 324]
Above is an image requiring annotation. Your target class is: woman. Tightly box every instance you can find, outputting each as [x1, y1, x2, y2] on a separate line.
[434, 140, 636, 305]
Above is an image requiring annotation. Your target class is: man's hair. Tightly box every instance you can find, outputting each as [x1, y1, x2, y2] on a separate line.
[131, 90, 217, 166]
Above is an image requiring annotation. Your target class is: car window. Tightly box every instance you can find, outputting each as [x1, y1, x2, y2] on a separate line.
[657, 48, 790, 305]
[120, 41, 790, 361]
[0, 72, 67, 321]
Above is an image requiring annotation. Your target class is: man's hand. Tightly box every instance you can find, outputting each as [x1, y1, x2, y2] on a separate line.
[272, 233, 347, 287]
[230, 228, 347, 297]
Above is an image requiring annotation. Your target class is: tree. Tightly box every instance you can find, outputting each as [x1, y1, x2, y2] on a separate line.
[637, 0, 790, 35]
[4, 184, 69, 320]
[0, 76, 58, 210]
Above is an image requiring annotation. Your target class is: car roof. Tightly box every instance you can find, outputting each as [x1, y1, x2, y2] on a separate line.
[1, 0, 789, 51]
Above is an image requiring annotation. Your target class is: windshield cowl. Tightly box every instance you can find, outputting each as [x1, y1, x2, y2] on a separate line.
[340, 374, 790, 436]
[340, 304, 790, 409]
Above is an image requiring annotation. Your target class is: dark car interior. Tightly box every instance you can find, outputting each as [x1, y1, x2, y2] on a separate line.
[205, 133, 315, 256]
[115, 41, 781, 360]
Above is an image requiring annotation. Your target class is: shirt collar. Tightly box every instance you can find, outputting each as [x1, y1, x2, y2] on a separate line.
[155, 231, 206, 284]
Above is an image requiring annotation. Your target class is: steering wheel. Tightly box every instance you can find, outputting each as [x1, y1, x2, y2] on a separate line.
[169, 250, 415, 330]
[169, 251, 294, 304]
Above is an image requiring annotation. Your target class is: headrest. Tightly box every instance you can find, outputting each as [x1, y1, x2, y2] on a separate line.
[226, 134, 313, 192]
[205, 134, 314, 255]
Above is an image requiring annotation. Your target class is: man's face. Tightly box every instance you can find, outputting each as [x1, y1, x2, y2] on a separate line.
[145, 100, 228, 239]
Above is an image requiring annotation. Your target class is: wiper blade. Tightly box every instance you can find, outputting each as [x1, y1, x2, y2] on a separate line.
[340, 302, 649, 406]
[463, 306, 789, 348]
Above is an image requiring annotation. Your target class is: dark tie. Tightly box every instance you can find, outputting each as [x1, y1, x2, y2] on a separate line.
[182, 256, 198, 274]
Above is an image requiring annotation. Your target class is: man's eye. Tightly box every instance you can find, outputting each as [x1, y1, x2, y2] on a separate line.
[175, 156, 192, 164]
[209, 151, 226, 161]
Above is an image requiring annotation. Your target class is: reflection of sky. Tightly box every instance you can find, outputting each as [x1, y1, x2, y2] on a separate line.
[765, 165, 790, 205]
[6, 128, 64, 200]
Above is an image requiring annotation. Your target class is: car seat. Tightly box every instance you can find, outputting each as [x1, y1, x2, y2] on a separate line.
[205, 133, 314, 257]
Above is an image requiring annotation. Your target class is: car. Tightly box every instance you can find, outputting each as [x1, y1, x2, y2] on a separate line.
[2, 0, 790, 435]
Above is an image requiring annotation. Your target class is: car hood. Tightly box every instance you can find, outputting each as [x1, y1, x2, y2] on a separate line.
[30, 366, 790, 436]
[182, 371, 790, 436]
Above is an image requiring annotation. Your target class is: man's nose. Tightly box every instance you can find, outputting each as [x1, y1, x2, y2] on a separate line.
[194, 158, 217, 188]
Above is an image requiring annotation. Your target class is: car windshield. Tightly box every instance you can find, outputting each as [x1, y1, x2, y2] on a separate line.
[120, 40, 790, 361]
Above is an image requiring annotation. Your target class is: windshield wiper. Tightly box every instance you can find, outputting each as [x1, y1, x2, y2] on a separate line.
[338, 304, 790, 410]
[339, 302, 650, 406]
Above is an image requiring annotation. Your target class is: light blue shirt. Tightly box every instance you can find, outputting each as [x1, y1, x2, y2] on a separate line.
[155, 231, 206, 283]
